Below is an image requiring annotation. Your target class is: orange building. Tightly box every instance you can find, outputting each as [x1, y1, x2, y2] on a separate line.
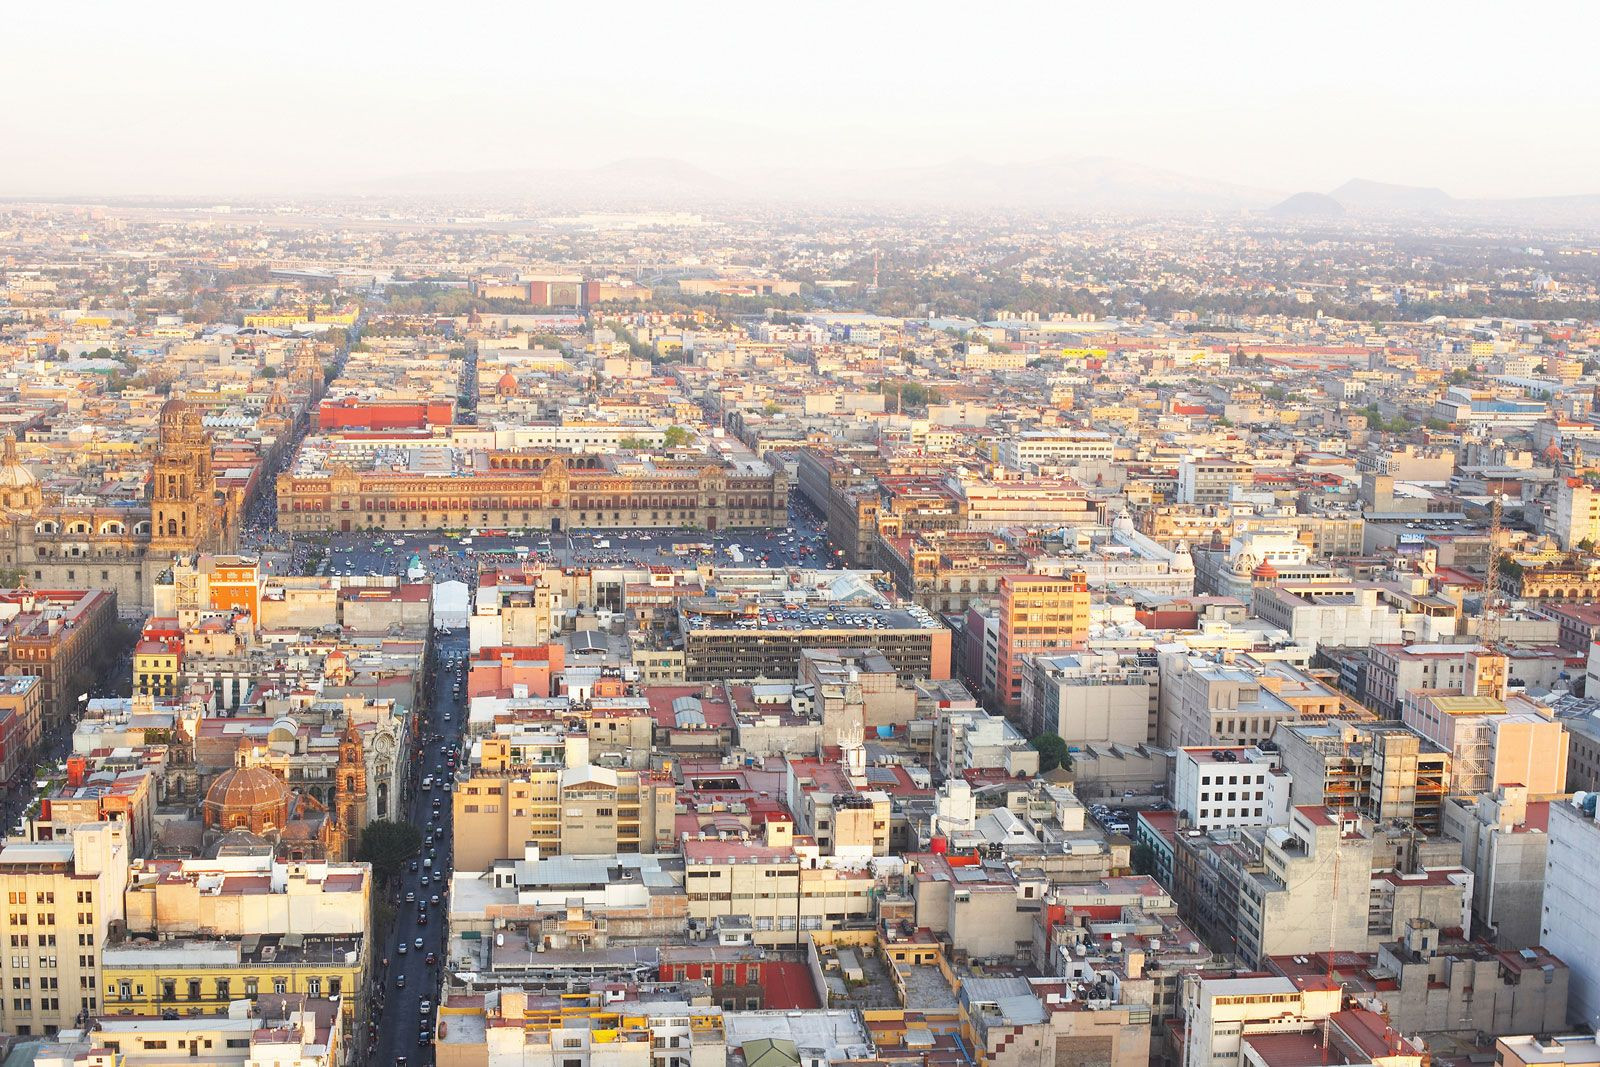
[466, 644, 566, 699]
[203, 556, 261, 621]
[995, 572, 1090, 718]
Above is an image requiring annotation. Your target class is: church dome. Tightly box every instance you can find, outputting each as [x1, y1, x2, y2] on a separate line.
[0, 435, 37, 489]
[497, 371, 518, 395]
[159, 396, 190, 422]
[1252, 560, 1279, 581]
[202, 766, 291, 833]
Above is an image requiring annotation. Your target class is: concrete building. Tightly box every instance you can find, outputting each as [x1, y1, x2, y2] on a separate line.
[1252, 581, 1407, 649]
[1273, 719, 1450, 834]
[452, 737, 677, 871]
[1172, 746, 1291, 831]
[1366, 644, 1508, 718]
[1541, 799, 1600, 1030]
[1553, 478, 1600, 550]
[0, 821, 130, 1036]
[1442, 786, 1551, 949]
[680, 838, 873, 948]
[1402, 694, 1569, 797]
[1021, 650, 1158, 744]
[1176, 458, 1252, 505]
[1499, 1033, 1600, 1067]
[1180, 974, 1396, 1067]
[1157, 654, 1299, 749]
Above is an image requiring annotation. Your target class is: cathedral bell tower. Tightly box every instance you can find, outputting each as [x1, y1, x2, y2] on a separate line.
[150, 398, 217, 555]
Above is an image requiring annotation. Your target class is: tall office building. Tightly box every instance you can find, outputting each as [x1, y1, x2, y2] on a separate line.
[993, 572, 1089, 718]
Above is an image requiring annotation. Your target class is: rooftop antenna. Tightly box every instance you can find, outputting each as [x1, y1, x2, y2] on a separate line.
[1482, 493, 1505, 646]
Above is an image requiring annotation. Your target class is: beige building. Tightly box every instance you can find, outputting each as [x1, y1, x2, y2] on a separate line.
[1499, 1033, 1600, 1067]
[453, 738, 676, 872]
[0, 821, 131, 1036]
[681, 838, 874, 947]
[436, 989, 725, 1067]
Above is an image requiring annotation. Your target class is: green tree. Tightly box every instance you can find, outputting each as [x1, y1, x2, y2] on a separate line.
[1130, 842, 1157, 876]
[1031, 733, 1072, 774]
[662, 425, 691, 447]
[357, 819, 422, 883]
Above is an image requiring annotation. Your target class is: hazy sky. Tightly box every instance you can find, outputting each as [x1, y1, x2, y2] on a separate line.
[5, 1, 1597, 199]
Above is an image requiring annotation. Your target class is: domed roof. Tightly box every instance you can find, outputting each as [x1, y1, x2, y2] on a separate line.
[159, 396, 190, 421]
[0, 435, 36, 490]
[497, 371, 518, 394]
[204, 766, 290, 812]
[1252, 560, 1279, 580]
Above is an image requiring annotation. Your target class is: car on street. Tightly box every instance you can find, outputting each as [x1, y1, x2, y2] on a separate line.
[413, 937, 424, 950]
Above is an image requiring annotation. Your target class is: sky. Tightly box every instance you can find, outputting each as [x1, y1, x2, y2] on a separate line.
[4, 0, 1597, 200]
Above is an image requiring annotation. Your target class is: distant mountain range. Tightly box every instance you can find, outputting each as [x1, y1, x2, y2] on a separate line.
[349, 157, 1600, 225]
[1271, 178, 1600, 227]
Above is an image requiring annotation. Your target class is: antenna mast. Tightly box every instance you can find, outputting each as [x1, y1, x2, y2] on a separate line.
[1481, 493, 1504, 645]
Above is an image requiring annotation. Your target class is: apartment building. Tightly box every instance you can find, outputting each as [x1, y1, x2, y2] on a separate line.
[1442, 786, 1550, 948]
[453, 737, 676, 871]
[1552, 477, 1600, 550]
[87, 998, 344, 1067]
[435, 989, 725, 1067]
[0, 588, 118, 734]
[1021, 650, 1158, 743]
[1541, 799, 1600, 1029]
[1180, 974, 1420, 1067]
[1252, 581, 1406, 648]
[1365, 644, 1507, 717]
[0, 821, 130, 1036]
[997, 430, 1116, 470]
[993, 573, 1089, 716]
[1157, 654, 1319, 750]
[681, 838, 873, 947]
[1172, 747, 1291, 831]
[0, 675, 42, 793]
[1176, 458, 1252, 504]
[1403, 694, 1568, 796]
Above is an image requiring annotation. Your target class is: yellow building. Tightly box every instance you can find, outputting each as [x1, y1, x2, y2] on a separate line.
[110, 856, 372, 1036]
[132, 640, 179, 698]
[0, 822, 131, 1036]
[101, 935, 364, 1029]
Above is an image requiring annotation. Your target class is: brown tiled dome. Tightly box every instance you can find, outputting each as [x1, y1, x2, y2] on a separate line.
[202, 766, 291, 833]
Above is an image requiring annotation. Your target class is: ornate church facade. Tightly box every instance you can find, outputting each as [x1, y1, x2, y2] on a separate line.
[0, 397, 234, 614]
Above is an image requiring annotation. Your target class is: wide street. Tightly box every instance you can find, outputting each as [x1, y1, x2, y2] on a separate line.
[366, 628, 467, 1067]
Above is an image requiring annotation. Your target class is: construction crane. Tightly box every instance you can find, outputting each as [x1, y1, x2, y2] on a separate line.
[1481, 493, 1505, 646]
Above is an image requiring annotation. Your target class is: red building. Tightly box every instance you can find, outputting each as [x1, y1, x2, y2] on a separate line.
[316, 396, 456, 431]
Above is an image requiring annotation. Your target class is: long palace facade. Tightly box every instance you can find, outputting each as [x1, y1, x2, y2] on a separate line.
[276, 453, 788, 533]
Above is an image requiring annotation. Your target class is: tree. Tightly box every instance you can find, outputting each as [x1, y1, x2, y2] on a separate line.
[1031, 733, 1072, 774]
[1130, 842, 1157, 877]
[357, 819, 422, 883]
[662, 426, 691, 448]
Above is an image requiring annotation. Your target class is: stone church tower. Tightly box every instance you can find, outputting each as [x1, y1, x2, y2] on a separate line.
[333, 722, 368, 858]
[149, 398, 220, 556]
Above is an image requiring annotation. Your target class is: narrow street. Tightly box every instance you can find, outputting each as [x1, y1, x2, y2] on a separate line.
[365, 628, 467, 1067]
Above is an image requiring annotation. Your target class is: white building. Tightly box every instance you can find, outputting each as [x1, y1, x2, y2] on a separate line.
[1180, 975, 1344, 1067]
[1552, 478, 1600, 550]
[998, 430, 1116, 470]
[1173, 746, 1291, 831]
[1542, 798, 1600, 1029]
